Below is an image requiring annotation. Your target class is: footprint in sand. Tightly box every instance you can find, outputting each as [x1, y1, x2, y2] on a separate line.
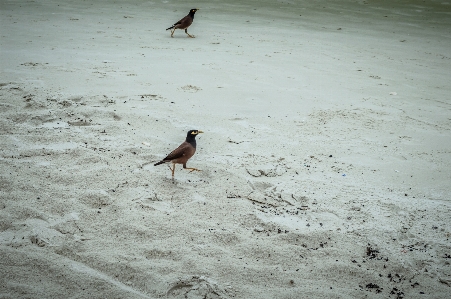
[166, 275, 231, 299]
[180, 85, 202, 92]
[245, 155, 288, 178]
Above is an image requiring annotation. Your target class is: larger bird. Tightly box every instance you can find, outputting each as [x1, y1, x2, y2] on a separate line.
[166, 8, 199, 38]
[154, 130, 203, 177]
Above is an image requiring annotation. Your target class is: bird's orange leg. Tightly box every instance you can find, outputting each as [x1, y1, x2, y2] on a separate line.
[171, 28, 176, 37]
[171, 163, 176, 177]
[183, 165, 201, 173]
[185, 29, 194, 38]
[167, 163, 176, 177]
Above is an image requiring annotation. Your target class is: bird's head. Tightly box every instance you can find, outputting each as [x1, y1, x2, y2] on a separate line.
[190, 8, 199, 14]
[187, 130, 203, 137]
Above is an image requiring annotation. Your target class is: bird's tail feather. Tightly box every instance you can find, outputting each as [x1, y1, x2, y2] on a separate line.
[166, 26, 174, 30]
[154, 161, 166, 166]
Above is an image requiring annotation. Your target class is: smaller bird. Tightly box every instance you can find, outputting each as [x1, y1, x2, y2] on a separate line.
[154, 130, 203, 177]
[166, 8, 199, 38]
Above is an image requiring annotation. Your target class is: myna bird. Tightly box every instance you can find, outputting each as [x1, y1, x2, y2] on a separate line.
[166, 8, 199, 38]
[154, 130, 203, 177]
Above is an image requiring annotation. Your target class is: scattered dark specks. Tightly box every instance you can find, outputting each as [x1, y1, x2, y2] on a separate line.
[366, 283, 380, 289]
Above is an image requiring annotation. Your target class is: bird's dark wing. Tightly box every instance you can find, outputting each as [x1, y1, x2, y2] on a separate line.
[166, 15, 189, 30]
[177, 14, 190, 24]
[172, 20, 182, 26]
[162, 141, 190, 162]
[173, 15, 190, 27]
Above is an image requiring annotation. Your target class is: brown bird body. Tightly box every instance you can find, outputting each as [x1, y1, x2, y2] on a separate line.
[154, 130, 203, 177]
[166, 8, 199, 38]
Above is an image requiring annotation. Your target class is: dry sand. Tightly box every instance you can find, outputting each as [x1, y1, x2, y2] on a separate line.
[1, 0, 451, 298]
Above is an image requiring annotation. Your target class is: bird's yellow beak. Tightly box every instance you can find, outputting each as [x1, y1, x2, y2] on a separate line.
[190, 130, 204, 135]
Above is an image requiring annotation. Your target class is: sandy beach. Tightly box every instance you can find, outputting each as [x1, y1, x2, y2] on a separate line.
[1, 0, 451, 298]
